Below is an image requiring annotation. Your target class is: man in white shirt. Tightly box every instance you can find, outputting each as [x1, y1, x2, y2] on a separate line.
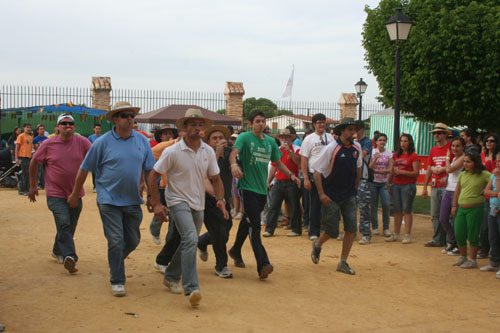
[300, 113, 334, 240]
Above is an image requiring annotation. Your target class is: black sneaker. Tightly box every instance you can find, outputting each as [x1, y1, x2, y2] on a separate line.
[228, 248, 245, 268]
[311, 239, 321, 264]
[259, 264, 274, 280]
[336, 261, 355, 275]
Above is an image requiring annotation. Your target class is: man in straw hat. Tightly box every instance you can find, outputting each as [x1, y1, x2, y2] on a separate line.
[228, 110, 300, 280]
[263, 128, 302, 237]
[148, 108, 228, 307]
[29, 113, 92, 274]
[310, 117, 362, 275]
[69, 101, 156, 297]
[422, 122, 453, 248]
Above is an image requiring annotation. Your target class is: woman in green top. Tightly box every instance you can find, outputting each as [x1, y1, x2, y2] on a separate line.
[451, 151, 491, 269]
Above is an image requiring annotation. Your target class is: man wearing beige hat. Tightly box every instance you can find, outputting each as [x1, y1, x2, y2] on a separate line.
[148, 108, 227, 307]
[422, 123, 453, 248]
[69, 101, 156, 297]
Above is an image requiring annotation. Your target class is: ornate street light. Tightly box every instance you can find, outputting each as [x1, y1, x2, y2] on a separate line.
[355, 78, 368, 120]
[386, 8, 413, 150]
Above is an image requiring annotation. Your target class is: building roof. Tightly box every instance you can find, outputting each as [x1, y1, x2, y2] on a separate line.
[337, 93, 358, 105]
[91, 76, 112, 90]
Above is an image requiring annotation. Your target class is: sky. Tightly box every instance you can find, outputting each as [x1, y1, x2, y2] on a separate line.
[1, 0, 385, 106]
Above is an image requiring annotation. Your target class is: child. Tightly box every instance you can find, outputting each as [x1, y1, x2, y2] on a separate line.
[451, 151, 491, 268]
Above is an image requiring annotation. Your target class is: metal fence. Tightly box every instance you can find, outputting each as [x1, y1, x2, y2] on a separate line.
[1, 85, 384, 136]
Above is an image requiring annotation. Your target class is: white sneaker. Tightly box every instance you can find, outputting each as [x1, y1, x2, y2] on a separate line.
[383, 230, 391, 237]
[372, 229, 380, 235]
[152, 235, 161, 245]
[51, 253, 64, 264]
[263, 231, 273, 237]
[359, 236, 371, 245]
[234, 212, 243, 219]
[163, 279, 182, 294]
[189, 290, 202, 307]
[154, 262, 167, 274]
[402, 234, 412, 244]
[230, 208, 236, 216]
[287, 231, 301, 237]
[309, 235, 318, 241]
[496, 269, 500, 279]
[336, 234, 344, 241]
[385, 234, 400, 242]
[111, 284, 126, 297]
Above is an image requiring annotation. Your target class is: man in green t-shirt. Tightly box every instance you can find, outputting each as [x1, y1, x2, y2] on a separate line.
[227, 110, 300, 279]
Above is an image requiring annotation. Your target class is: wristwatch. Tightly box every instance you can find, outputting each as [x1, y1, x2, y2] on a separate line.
[216, 197, 226, 204]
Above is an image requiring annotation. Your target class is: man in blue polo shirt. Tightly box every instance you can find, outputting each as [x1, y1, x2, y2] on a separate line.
[69, 101, 156, 297]
[310, 117, 362, 275]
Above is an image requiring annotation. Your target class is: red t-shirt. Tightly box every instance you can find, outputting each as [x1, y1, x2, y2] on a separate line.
[272, 145, 300, 180]
[428, 142, 451, 188]
[481, 152, 497, 172]
[393, 152, 419, 185]
[150, 139, 159, 148]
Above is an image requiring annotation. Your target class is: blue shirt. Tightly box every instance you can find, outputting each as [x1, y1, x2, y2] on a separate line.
[88, 134, 102, 144]
[491, 174, 500, 209]
[33, 135, 48, 145]
[293, 138, 302, 147]
[81, 128, 156, 206]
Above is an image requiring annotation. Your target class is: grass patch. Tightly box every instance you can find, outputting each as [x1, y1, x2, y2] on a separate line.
[412, 196, 431, 215]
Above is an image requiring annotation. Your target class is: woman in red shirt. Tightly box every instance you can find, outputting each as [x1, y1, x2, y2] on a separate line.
[387, 134, 420, 244]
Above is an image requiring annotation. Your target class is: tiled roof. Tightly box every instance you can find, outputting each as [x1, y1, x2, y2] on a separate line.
[91, 76, 112, 90]
[337, 93, 358, 105]
[224, 81, 245, 94]
[289, 114, 339, 124]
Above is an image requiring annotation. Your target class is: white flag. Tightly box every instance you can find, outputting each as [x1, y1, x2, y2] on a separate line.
[281, 66, 294, 98]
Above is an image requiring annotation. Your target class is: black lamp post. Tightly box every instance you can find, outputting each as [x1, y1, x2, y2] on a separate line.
[386, 8, 412, 150]
[355, 78, 368, 120]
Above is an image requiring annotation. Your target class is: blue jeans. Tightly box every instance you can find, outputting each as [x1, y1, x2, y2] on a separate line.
[265, 180, 301, 234]
[488, 211, 500, 266]
[431, 187, 447, 245]
[392, 183, 416, 213]
[47, 197, 82, 261]
[369, 182, 390, 231]
[164, 202, 204, 295]
[480, 199, 490, 255]
[97, 203, 143, 285]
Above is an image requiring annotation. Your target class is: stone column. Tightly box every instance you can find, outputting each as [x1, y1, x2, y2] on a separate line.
[91, 76, 112, 111]
[224, 82, 244, 122]
[337, 93, 359, 120]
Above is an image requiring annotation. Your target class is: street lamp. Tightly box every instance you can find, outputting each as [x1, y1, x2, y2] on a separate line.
[386, 8, 412, 150]
[355, 78, 368, 120]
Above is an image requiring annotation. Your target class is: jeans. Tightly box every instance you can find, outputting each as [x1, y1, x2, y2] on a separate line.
[439, 191, 456, 244]
[230, 190, 270, 274]
[197, 195, 231, 271]
[164, 202, 204, 295]
[309, 180, 322, 237]
[156, 215, 181, 266]
[431, 187, 447, 245]
[265, 180, 301, 234]
[19, 157, 30, 193]
[322, 196, 357, 238]
[488, 211, 500, 266]
[37, 164, 45, 188]
[97, 203, 143, 285]
[369, 182, 390, 231]
[47, 197, 82, 261]
[357, 180, 371, 237]
[480, 199, 490, 255]
[391, 183, 416, 213]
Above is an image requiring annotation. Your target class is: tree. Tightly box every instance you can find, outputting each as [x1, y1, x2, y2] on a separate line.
[277, 109, 293, 116]
[362, 0, 500, 131]
[216, 109, 226, 115]
[243, 97, 277, 120]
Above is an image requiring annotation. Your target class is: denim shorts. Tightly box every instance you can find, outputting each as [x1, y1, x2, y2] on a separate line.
[321, 196, 357, 238]
[391, 183, 417, 213]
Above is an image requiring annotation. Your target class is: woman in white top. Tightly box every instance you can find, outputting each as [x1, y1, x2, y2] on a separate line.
[369, 133, 393, 237]
[440, 137, 465, 255]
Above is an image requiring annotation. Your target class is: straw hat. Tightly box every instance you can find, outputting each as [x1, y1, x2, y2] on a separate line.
[430, 122, 451, 135]
[154, 126, 179, 142]
[274, 128, 292, 139]
[174, 108, 213, 130]
[203, 125, 230, 142]
[106, 101, 141, 121]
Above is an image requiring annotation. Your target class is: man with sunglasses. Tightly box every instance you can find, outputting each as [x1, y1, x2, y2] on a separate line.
[29, 113, 91, 274]
[422, 123, 453, 248]
[69, 101, 156, 297]
[301, 113, 334, 240]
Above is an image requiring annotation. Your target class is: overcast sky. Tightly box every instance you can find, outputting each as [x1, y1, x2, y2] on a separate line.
[1, 0, 385, 106]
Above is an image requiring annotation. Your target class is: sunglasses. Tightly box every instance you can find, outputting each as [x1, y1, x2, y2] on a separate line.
[433, 131, 445, 135]
[486, 139, 496, 143]
[118, 113, 135, 119]
[59, 121, 75, 126]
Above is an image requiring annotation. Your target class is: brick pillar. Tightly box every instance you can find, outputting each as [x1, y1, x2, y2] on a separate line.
[224, 82, 244, 122]
[91, 76, 112, 111]
[337, 93, 359, 120]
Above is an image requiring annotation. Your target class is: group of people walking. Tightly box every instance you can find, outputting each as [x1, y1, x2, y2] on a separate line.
[16, 100, 500, 309]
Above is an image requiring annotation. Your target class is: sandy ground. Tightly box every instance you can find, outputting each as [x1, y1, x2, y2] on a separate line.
[1, 179, 499, 333]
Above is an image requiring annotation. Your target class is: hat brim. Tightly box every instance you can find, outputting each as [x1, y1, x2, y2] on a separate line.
[106, 107, 141, 121]
[430, 128, 451, 135]
[154, 127, 179, 142]
[175, 116, 213, 131]
[203, 125, 230, 142]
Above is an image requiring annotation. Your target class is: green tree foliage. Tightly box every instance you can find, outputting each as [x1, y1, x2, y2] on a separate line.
[277, 109, 293, 116]
[216, 109, 226, 115]
[362, 0, 500, 131]
[243, 97, 277, 120]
